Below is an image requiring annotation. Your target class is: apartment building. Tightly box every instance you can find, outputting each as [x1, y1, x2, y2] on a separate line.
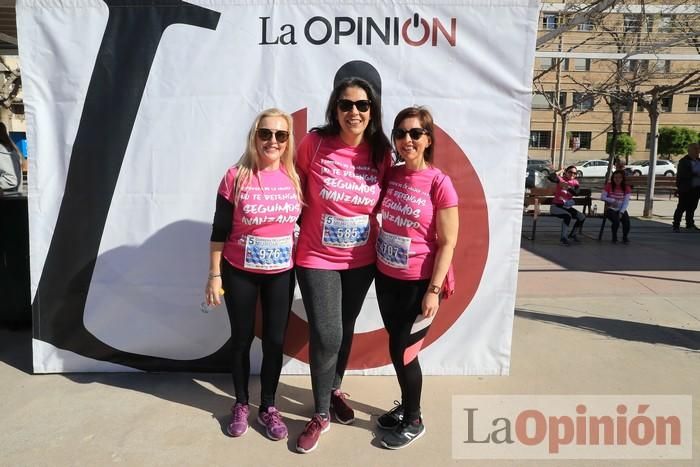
[531, 1, 700, 164]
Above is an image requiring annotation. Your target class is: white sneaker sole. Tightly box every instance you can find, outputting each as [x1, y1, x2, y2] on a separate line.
[381, 426, 426, 450]
[295, 423, 330, 453]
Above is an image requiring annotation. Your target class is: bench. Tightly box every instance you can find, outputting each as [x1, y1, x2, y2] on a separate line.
[624, 175, 677, 200]
[523, 187, 592, 240]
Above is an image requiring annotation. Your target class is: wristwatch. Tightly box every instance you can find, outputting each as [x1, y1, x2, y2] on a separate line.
[428, 284, 441, 294]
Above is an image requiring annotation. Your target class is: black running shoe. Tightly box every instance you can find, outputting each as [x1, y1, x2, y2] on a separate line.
[377, 401, 404, 430]
[381, 418, 425, 450]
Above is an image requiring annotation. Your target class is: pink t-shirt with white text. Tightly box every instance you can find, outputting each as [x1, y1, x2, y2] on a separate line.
[552, 175, 580, 206]
[295, 132, 391, 269]
[377, 165, 458, 280]
[218, 166, 301, 274]
[602, 183, 632, 209]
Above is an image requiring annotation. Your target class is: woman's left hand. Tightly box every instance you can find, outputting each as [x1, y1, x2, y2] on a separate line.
[422, 292, 440, 318]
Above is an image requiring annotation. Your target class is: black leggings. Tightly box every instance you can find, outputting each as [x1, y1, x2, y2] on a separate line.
[605, 209, 630, 240]
[296, 264, 375, 414]
[222, 261, 292, 410]
[375, 270, 433, 423]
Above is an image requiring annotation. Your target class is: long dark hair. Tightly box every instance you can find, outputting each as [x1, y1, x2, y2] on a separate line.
[0, 122, 20, 154]
[311, 77, 390, 168]
[610, 169, 627, 191]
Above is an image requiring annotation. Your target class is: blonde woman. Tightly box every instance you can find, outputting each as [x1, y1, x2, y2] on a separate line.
[205, 108, 302, 441]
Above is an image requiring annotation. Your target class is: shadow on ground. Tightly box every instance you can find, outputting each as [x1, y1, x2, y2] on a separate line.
[0, 324, 386, 451]
[521, 214, 700, 273]
[516, 308, 700, 351]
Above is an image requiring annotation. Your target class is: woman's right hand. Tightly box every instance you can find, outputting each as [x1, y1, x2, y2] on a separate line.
[205, 276, 223, 306]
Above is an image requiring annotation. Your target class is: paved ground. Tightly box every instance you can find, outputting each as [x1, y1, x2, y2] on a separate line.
[1, 197, 698, 466]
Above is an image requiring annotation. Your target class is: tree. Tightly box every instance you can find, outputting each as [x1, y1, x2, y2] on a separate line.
[534, 0, 700, 215]
[0, 57, 22, 114]
[606, 132, 636, 158]
[658, 126, 699, 159]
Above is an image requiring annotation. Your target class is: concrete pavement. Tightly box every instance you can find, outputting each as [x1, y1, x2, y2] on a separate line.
[1, 197, 698, 466]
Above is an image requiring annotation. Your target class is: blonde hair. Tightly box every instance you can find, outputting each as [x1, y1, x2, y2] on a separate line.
[233, 108, 303, 205]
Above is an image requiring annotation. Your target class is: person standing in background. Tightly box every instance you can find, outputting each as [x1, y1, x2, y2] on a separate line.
[672, 143, 700, 232]
[0, 122, 22, 192]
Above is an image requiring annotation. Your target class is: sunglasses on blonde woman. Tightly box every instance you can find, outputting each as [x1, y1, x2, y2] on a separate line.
[256, 128, 289, 143]
[392, 128, 429, 141]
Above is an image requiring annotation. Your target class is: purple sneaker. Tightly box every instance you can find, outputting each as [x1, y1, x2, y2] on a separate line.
[227, 402, 249, 437]
[257, 406, 288, 441]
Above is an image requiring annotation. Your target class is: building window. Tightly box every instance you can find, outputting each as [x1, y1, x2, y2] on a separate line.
[650, 60, 670, 73]
[577, 21, 594, 32]
[658, 15, 674, 33]
[538, 57, 568, 71]
[624, 15, 652, 33]
[622, 98, 633, 112]
[542, 14, 558, 30]
[531, 93, 550, 109]
[530, 131, 551, 149]
[645, 132, 652, 149]
[569, 131, 592, 150]
[688, 95, 700, 112]
[661, 96, 673, 112]
[622, 60, 648, 73]
[531, 91, 567, 109]
[573, 58, 591, 71]
[573, 93, 594, 111]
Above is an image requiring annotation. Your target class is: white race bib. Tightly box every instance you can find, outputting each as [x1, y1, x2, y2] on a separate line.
[243, 235, 293, 271]
[376, 229, 411, 269]
[321, 214, 370, 248]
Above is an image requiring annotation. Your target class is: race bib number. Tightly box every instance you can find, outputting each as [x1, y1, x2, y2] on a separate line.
[377, 229, 411, 269]
[244, 235, 293, 271]
[321, 214, 370, 248]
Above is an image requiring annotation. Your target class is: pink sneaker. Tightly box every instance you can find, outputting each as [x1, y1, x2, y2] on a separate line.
[226, 402, 249, 437]
[296, 414, 330, 453]
[257, 406, 288, 441]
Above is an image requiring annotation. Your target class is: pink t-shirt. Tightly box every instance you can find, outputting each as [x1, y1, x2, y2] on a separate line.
[377, 165, 458, 280]
[218, 166, 301, 274]
[602, 183, 631, 209]
[552, 175, 580, 206]
[295, 132, 391, 269]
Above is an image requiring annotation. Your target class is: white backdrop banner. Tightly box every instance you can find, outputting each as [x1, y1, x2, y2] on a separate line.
[18, 0, 538, 374]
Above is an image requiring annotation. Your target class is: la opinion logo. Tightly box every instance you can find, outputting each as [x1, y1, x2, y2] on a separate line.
[260, 13, 457, 47]
[257, 61, 490, 369]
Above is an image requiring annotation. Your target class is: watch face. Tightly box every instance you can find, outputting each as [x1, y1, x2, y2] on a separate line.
[430, 285, 441, 294]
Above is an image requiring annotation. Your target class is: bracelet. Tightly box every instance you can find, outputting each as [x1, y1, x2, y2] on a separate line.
[208, 273, 221, 279]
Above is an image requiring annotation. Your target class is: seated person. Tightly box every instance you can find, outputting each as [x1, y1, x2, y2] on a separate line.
[601, 169, 632, 244]
[548, 166, 585, 245]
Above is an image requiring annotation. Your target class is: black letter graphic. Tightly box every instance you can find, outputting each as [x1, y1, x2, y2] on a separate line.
[33, 1, 227, 371]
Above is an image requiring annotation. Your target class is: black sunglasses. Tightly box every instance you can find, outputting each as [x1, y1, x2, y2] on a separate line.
[392, 128, 429, 140]
[337, 99, 371, 112]
[256, 128, 289, 143]
[566, 170, 577, 175]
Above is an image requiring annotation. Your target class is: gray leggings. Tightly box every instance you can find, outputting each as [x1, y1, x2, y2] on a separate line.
[296, 264, 375, 414]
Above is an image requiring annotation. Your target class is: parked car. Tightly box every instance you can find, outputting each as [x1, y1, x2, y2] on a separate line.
[627, 160, 676, 176]
[572, 159, 609, 177]
[527, 158, 555, 176]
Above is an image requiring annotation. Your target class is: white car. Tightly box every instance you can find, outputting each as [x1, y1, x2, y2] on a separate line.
[627, 160, 676, 176]
[572, 159, 609, 177]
